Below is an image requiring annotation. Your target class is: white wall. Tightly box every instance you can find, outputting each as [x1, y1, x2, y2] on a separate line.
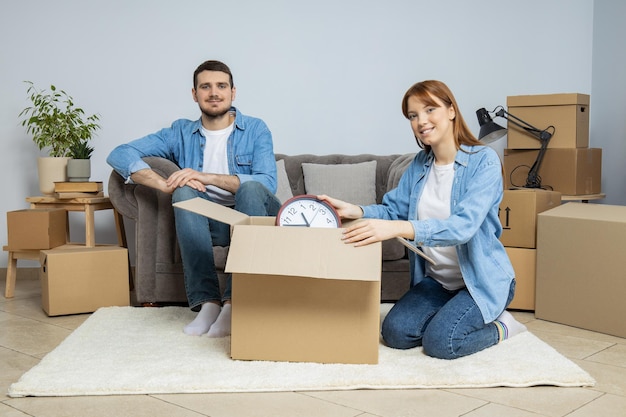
[0, 0, 608, 268]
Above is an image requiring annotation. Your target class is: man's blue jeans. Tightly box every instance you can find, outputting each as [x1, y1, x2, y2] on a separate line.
[171, 181, 281, 311]
[381, 277, 516, 359]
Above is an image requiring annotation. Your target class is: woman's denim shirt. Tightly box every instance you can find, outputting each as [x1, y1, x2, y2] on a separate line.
[362, 144, 514, 323]
[106, 107, 277, 193]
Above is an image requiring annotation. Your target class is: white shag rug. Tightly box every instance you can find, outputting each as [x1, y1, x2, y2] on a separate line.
[9, 305, 595, 397]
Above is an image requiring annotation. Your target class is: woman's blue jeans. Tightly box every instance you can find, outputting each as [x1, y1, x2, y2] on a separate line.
[381, 277, 516, 359]
[171, 181, 281, 311]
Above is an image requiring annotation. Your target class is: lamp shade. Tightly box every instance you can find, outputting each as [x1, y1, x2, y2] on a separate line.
[476, 108, 507, 144]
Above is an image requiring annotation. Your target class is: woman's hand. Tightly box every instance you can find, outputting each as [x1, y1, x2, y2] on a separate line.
[342, 219, 415, 247]
[317, 194, 363, 219]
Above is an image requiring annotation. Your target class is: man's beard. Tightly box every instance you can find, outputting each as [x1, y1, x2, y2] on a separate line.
[200, 105, 231, 119]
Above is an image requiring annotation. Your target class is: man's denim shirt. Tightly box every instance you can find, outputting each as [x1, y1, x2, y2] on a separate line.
[362, 145, 514, 323]
[106, 107, 277, 194]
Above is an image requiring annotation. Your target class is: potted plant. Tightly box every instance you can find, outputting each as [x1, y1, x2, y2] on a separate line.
[67, 140, 95, 182]
[19, 81, 100, 194]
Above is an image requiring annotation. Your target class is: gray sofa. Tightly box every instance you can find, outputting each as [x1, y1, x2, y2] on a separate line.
[108, 153, 416, 306]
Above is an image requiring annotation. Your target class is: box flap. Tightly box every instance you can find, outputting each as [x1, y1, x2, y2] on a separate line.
[507, 93, 590, 107]
[226, 225, 381, 281]
[172, 197, 250, 225]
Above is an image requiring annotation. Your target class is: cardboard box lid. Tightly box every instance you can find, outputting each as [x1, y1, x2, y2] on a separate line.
[226, 225, 381, 281]
[539, 202, 626, 223]
[507, 93, 590, 107]
[173, 198, 251, 225]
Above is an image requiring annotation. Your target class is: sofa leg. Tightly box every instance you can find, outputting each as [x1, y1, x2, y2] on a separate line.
[141, 302, 162, 307]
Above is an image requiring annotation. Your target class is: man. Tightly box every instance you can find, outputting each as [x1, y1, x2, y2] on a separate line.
[107, 60, 280, 337]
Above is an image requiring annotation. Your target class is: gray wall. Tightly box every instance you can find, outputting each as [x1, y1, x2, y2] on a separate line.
[591, 0, 626, 207]
[1, 0, 622, 268]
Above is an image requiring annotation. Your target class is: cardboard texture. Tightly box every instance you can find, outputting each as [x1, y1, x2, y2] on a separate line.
[40, 245, 130, 316]
[173, 197, 382, 364]
[504, 148, 602, 195]
[536, 203, 626, 338]
[506, 93, 590, 149]
[506, 247, 536, 311]
[6, 208, 67, 250]
[499, 189, 561, 248]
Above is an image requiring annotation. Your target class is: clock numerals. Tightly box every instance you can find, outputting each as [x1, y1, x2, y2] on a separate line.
[276, 195, 341, 228]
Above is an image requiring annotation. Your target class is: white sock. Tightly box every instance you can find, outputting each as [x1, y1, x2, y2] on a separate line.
[183, 302, 221, 336]
[207, 303, 232, 338]
[496, 310, 527, 341]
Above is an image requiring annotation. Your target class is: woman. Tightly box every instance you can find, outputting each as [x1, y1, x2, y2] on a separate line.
[320, 80, 526, 359]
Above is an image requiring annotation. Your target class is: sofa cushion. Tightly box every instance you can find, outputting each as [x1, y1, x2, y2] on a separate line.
[301, 161, 377, 205]
[386, 153, 416, 191]
[275, 159, 293, 204]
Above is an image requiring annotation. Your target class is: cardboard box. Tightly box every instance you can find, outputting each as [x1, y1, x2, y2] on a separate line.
[6, 208, 67, 250]
[506, 93, 590, 149]
[504, 148, 602, 195]
[499, 189, 561, 248]
[505, 247, 536, 311]
[173, 197, 382, 364]
[40, 245, 130, 316]
[536, 203, 626, 338]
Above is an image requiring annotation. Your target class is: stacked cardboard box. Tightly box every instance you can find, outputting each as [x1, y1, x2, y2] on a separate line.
[6, 209, 67, 250]
[499, 93, 601, 311]
[498, 189, 560, 310]
[503, 93, 602, 195]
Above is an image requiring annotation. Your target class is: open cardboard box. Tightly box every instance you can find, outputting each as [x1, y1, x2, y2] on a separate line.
[173, 197, 383, 364]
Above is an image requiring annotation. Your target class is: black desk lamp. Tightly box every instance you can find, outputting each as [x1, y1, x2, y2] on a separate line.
[476, 106, 555, 189]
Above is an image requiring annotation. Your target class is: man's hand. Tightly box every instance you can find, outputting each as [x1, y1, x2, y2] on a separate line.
[165, 169, 241, 194]
[130, 169, 177, 194]
[132, 167, 241, 195]
[166, 168, 208, 192]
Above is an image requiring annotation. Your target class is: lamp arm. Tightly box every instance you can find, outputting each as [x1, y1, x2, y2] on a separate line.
[525, 139, 549, 188]
[494, 107, 550, 142]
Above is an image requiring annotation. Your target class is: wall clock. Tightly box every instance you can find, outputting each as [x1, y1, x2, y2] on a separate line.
[275, 194, 341, 228]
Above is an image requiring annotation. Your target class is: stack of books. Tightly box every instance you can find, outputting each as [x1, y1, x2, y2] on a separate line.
[54, 182, 104, 199]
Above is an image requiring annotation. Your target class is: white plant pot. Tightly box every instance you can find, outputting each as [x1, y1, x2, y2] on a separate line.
[37, 157, 70, 195]
[67, 159, 91, 182]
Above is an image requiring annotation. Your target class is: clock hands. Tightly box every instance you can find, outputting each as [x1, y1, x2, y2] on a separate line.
[276, 196, 339, 228]
[308, 206, 322, 226]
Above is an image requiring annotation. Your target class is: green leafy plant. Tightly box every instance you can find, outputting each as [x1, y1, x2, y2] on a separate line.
[19, 81, 100, 157]
[69, 140, 94, 159]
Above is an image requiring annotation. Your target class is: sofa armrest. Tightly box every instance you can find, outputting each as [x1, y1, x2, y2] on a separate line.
[108, 157, 181, 220]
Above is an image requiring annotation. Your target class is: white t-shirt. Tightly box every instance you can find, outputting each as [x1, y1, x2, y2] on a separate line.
[202, 123, 235, 206]
[417, 162, 465, 291]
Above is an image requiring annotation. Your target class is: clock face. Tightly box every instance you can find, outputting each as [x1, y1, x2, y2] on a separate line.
[275, 195, 341, 228]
